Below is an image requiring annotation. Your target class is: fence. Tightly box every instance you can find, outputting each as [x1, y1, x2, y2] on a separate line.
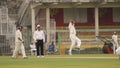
[0, 6, 16, 55]
[0, 29, 118, 55]
[56, 30, 104, 55]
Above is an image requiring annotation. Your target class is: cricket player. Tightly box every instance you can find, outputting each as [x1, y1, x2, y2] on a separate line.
[68, 20, 81, 55]
[112, 32, 119, 54]
[12, 25, 27, 59]
[116, 47, 120, 60]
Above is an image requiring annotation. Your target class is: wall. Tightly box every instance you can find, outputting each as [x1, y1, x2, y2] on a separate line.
[38, 8, 120, 28]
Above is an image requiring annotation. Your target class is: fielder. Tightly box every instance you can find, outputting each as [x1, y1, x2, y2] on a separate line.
[112, 32, 119, 54]
[68, 20, 81, 55]
[12, 25, 27, 59]
[116, 47, 120, 60]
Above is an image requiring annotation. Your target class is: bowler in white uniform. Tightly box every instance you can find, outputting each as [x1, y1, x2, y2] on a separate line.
[68, 20, 81, 55]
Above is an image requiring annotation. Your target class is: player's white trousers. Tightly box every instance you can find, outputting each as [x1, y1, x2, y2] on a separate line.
[113, 41, 119, 54]
[69, 34, 81, 52]
[116, 47, 120, 55]
[12, 42, 27, 58]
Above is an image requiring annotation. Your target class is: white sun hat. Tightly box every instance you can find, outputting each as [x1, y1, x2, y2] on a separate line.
[37, 24, 40, 27]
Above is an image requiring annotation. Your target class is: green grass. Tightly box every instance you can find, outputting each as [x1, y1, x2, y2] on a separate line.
[0, 54, 120, 68]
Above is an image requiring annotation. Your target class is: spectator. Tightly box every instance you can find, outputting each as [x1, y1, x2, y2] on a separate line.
[48, 41, 55, 54]
[30, 42, 36, 55]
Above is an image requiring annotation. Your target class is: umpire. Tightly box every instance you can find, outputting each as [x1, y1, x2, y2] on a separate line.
[33, 25, 45, 58]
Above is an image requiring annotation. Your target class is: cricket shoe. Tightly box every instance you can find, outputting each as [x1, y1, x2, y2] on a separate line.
[23, 57, 28, 59]
[77, 48, 80, 51]
[41, 56, 45, 58]
[68, 50, 72, 55]
[11, 56, 16, 59]
[37, 56, 40, 58]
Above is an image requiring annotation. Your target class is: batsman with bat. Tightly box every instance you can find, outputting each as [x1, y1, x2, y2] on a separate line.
[12, 25, 27, 59]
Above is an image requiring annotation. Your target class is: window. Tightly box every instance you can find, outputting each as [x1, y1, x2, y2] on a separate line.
[113, 8, 120, 22]
[64, 8, 87, 23]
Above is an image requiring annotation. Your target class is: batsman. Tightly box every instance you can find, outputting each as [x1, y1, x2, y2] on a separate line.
[12, 25, 27, 59]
